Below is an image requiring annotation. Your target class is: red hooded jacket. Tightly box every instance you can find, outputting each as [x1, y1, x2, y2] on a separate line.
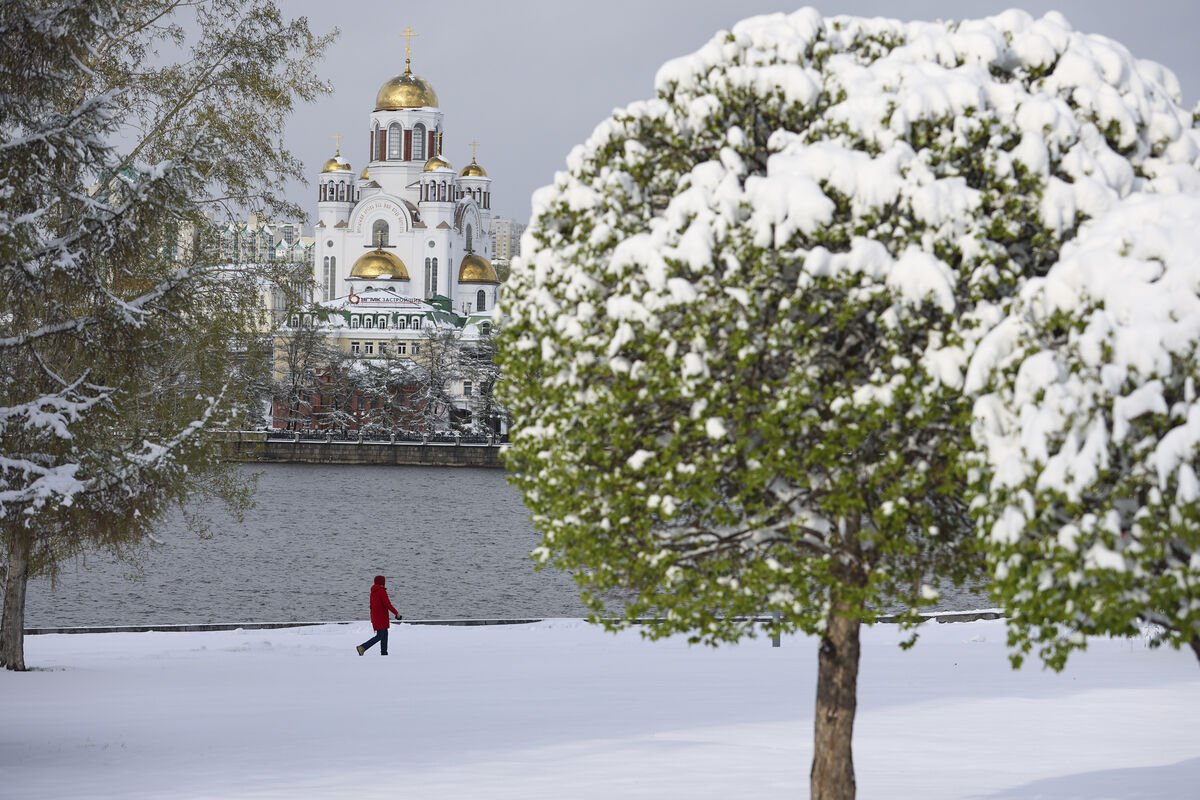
[369, 575, 399, 630]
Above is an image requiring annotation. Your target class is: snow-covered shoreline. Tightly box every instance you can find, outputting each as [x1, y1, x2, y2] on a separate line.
[21, 608, 1003, 635]
[3, 618, 1196, 799]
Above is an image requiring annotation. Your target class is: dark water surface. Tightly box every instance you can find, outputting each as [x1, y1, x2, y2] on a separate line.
[26, 463, 590, 627]
[24, 463, 989, 627]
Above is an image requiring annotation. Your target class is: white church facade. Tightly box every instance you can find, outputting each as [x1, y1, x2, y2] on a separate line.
[312, 42, 499, 317]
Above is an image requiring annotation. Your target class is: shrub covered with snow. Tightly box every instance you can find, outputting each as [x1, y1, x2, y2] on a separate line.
[969, 193, 1200, 667]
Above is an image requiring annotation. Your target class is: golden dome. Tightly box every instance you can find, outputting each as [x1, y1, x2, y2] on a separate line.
[459, 159, 487, 178]
[322, 155, 352, 173]
[458, 253, 498, 283]
[360, 166, 370, 180]
[423, 154, 452, 172]
[375, 66, 438, 111]
[350, 248, 410, 280]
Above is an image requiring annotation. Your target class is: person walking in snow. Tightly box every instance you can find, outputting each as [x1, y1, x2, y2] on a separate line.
[357, 575, 401, 656]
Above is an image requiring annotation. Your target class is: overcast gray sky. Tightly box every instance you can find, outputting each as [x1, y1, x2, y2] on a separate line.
[281, 1, 1200, 225]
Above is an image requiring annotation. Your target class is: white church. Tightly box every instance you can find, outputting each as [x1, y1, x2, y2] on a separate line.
[312, 36, 499, 316]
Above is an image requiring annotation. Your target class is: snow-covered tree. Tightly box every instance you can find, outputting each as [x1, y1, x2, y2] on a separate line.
[410, 327, 466, 434]
[353, 353, 430, 436]
[496, 9, 1200, 797]
[969, 193, 1200, 669]
[458, 328, 507, 437]
[273, 323, 343, 430]
[0, 0, 331, 670]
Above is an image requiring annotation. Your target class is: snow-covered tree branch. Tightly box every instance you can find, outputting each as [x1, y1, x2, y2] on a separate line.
[969, 193, 1200, 668]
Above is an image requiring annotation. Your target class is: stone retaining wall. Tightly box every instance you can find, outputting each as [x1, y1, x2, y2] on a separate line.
[218, 433, 505, 468]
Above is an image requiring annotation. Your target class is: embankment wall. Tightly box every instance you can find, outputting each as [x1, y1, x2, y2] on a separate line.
[217, 432, 505, 468]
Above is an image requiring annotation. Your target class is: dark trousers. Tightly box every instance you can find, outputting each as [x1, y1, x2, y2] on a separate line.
[360, 628, 389, 655]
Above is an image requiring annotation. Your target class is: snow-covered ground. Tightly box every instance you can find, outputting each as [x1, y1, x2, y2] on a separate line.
[2, 618, 1196, 799]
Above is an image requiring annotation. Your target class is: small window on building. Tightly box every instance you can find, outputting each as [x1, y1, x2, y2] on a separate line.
[463, 381, 473, 397]
[413, 123, 426, 161]
[397, 342, 407, 355]
[351, 341, 360, 354]
[290, 315, 299, 328]
[351, 317, 360, 329]
[364, 317, 373, 329]
[364, 341, 374, 355]
[378, 343, 387, 354]
[477, 289, 486, 312]
[397, 318, 407, 330]
[388, 123, 402, 160]
[377, 316, 387, 329]
[412, 343, 420, 355]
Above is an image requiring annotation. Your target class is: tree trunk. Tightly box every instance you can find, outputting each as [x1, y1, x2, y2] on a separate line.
[811, 514, 866, 800]
[1, 528, 32, 671]
[811, 601, 862, 800]
[1189, 636, 1200, 666]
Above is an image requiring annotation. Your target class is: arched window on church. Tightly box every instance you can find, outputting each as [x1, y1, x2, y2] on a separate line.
[465, 224, 473, 252]
[477, 289, 486, 312]
[425, 257, 438, 299]
[323, 256, 336, 301]
[388, 123, 402, 160]
[413, 123, 426, 161]
[372, 220, 389, 247]
[338, 182, 346, 201]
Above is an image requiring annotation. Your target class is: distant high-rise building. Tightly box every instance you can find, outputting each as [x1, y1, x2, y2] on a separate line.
[490, 217, 524, 263]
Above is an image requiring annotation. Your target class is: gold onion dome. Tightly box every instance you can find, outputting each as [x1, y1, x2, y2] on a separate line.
[423, 154, 452, 172]
[459, 159, 487, 178]
[322, 154, 352, 173]
[350, 247, 410, 280]
[360, 166, 370, 180]
[375, 64, 438, 111]
[458, 252, 498, 283]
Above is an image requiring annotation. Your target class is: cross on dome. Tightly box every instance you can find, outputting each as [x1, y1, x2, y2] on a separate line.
[399, 26, 418, 73]
[376, 26, 436, 110]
